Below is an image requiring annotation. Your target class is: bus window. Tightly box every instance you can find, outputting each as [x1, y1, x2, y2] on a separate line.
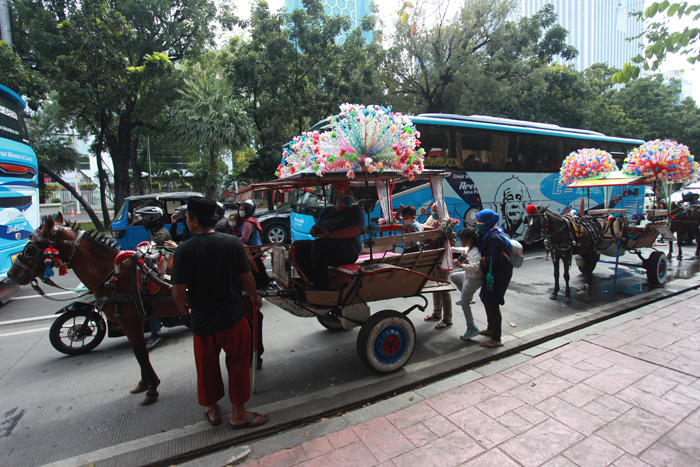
[517, 134, 563, 172]
[455, 128, 514, 171]
[421, 125, 453, 169]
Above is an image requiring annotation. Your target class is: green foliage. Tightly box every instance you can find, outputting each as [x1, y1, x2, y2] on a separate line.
[613, 1, 700, 83]
[50, 197, 62, 203]
[0, 42, 48, 110]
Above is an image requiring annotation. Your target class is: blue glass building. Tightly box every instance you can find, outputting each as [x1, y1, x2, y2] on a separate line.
[284, 0, 374, 44]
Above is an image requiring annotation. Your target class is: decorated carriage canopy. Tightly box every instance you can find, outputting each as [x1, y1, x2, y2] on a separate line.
[621, 139, 696, 183]
[276, 103, 425, 181]
[566, 171, 648, 188]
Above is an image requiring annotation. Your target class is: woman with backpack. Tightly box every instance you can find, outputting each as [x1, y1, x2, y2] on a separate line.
[475, 209, 513, 348]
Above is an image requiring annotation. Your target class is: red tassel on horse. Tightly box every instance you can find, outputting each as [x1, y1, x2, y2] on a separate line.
[59, 264, 68, 276]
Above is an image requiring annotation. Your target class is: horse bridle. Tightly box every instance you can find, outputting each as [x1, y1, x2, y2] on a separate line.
[13, 225, 86, 276]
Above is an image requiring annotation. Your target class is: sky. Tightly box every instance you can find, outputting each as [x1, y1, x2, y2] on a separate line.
[231, 0, 699, 102]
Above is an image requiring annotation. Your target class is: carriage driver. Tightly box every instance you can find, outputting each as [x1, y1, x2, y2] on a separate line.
[292, 182, 365, 289]
[171, 196, 268, 429]
[135, 206, 172, 350]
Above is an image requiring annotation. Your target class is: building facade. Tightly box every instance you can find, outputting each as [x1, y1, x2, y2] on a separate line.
[284, 0, 373, 43]
[513, 0, 644, 71]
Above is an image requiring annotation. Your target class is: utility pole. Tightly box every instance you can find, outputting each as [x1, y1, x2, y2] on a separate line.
[0, 0, 12, 48]
[147, 136, 152, 194]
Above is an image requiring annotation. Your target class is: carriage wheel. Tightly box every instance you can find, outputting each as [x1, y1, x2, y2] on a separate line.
[316, 314, 347, 331]
[356, 310, 416, 373]
[646, 251, 668, 286]
[49, 308, 107, 356]
[577, 254, 599, 274]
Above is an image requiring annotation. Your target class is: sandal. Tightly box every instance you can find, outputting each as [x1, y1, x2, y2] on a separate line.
[424, 313, 441, 322]
[230, 412, 269, 429]
[435, 321, 453, 330]
[204, 407, 222, 426]
[479, 330, 493, 337]
[480, 340, 503, 348]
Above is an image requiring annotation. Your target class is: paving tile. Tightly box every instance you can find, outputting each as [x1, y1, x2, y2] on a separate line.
[616, 341, 658, 358]
[352, 417, 415, 463]
[631, 372, 679, 397]
[477, 373, 521, 393]
[513, 404, 549, 425]
[535, 396, 606, 436]
[651, 366, 696, 386]
[474, 394, 524, 418]
[638, 441, 699, 467]
[422, 414, 458, 437]
[685, 409, 700, 429]
[665, 355, 700, 377]
[327, 427, 360, 449]
[611, 453, 649, 467]
[391, 430, 484, 467]
[540, 455, 579, 467]
[633, 329, 681, 350]
[572, 360, 608, 375]
[385, 401, 439, 430]
[557, 383, 604, 407]
[296, 442, 378, 467]
[570, 340, 610, 357]
[639, 347, 678, 365]
[425, 381, 496, 416]
[553, 347, 591, 365]
[595, 352, 658, 375]
[534, 358, 591, 384]
[676, 332, 700, 351]
[595, 407, 675, 455]
[583, 365, 645, 395]
[501, 368, 535, 384]
[256, 445, 307, 467]
[400, 422, 437, 448]
[665, 383, 700, 406]
[376, 461, 396, 467]
[656, 420, 700, 460]
[561, 435, 625, 467]
[301, 436, 334, 460]
[616, 385, 695, 423]
[499, 418, 584, 467]
[582, 354, 615, 370]
[582, 400, 624, 423]
[464, 448, 520, 467]
[496, 411, 533, 434]
[514, 361, 548, 379]
[449, 406, 515, 449]
[508, 373, 573, 406]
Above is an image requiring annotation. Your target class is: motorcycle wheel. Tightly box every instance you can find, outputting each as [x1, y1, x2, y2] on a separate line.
[49, 308, 107, 355]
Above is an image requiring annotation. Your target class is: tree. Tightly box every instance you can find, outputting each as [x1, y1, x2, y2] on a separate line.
[222, 0, 385, 178]
[10, 0, 225, 224]
[168, 71, 254, 199]
[613, 1, 700, 83]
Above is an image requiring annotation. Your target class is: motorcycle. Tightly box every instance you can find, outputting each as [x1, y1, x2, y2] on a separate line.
[50, 298, 191, 356]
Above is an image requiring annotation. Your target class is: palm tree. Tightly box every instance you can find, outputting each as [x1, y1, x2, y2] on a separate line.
[169, 72, 253, 199]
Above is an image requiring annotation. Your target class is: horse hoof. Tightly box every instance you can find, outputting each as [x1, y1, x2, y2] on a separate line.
[549, 293, 557, 300]
[564, 296, 572, 304]
[139, 392, 159, 405]
[130, 382, 148, 394]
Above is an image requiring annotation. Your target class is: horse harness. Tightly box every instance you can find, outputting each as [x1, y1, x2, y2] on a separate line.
[530, 211, 602, 255]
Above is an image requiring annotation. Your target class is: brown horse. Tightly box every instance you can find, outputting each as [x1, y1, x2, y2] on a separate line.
[8, 213, 184, 405]
[666, 202, 700, 259]
[523, 206, 602, 303]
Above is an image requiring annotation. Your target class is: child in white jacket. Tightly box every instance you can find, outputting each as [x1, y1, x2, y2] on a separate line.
[450, 226, 483, 341]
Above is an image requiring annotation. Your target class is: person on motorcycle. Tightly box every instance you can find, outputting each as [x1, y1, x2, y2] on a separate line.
[135, 206, 172, 351]
[682, 191, 700, 206]
[213, 202, 231, 233]
[168, 204, 192, 245]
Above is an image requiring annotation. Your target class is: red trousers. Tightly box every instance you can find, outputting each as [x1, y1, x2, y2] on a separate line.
[193, 319, 251, 407]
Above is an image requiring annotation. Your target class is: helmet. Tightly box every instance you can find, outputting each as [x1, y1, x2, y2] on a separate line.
[239, 199, 255, 218]
[216, 202, 225, 219]
[135, 206, 164, 231]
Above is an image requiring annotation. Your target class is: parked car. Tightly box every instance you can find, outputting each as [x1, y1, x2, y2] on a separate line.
[110, 192, 203, 250]
[257, 202, 291, 243]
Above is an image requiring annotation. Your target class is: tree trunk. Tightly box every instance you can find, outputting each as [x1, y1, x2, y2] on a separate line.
[207, 147, 217, 199]
[131, 135, 144, 195]
[38, 165, 105, 231]
[107, 104, 135, 222]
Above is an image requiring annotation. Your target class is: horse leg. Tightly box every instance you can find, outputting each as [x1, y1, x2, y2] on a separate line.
[562, 255, 571, 304]
[550, 255, 560, 300]
[676, 232, 683, 260]
[695, 228, 700, 257]
[121, 315, 161, 405]
[668, 233, 674, 260]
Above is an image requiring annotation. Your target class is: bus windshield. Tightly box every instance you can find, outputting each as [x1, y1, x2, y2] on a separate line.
[0, 84, 40, 302]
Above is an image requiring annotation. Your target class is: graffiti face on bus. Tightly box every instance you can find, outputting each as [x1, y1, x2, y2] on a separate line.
[494, 176, 532, 238]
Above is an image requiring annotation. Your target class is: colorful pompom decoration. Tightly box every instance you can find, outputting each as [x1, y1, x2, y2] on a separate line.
[622, 139, 696, 183]
[559, 148, 618, 185]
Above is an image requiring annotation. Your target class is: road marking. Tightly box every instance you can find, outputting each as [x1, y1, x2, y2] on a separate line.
[0, 327, 49, 337]
[0, 315, 58, 326]
[14, 291, 78, 300]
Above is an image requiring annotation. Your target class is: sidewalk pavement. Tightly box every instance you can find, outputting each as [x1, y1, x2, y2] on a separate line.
[182, 288, 700, 467]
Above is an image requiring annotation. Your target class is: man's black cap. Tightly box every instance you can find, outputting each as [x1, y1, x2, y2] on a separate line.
[187, 196, 216, 217]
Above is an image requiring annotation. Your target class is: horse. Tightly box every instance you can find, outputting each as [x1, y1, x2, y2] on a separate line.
[523, 205, 602, 303]
[8, 213, 186, 405]
[666, 202, 700, 259]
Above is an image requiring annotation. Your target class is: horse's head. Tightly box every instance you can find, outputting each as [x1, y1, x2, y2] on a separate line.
[523, 204, 548, 244]
[8, 212, 79, 285]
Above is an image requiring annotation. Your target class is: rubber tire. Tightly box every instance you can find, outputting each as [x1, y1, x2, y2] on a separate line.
[316, 314, 346, 331]
[49, 308, 107, 356]
[264, 223, 289, 244]
[356, 310, 416, 373]
[646, 251, 668, 286]
[577, 254, 600, 274]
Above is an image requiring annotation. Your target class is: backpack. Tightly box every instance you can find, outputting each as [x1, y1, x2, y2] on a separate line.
[506, 238, 524, 268]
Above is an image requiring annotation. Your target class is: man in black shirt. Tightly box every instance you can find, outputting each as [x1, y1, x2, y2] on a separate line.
[171, 197, 268, 429]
